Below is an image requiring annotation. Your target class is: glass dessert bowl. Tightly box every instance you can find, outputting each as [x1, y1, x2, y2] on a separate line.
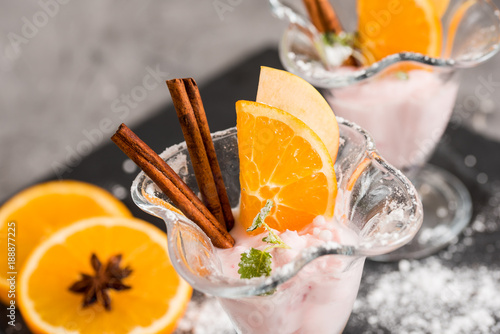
[131, 119, 422, 334]
[271, 0, 500, 259]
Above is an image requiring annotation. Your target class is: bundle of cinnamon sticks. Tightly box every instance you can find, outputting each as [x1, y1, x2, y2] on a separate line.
[112, 78, 235, 249]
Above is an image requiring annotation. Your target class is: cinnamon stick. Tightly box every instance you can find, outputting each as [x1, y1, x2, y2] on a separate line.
[167, 78, 235, 231]
[111, 124, 234, 249]
[303, 0, 342, 34]
[183, 79, 235, 231]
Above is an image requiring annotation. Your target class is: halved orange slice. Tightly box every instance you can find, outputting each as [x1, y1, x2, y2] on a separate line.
[0, 180, 132, 304]
[236, 100, 337, 232]
[18, 217, 192, 334]
[357, 0, 443, 64]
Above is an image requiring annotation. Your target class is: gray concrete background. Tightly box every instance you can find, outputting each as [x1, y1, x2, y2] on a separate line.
[0, 0, 285, 202]
[2, 0, 500, 203]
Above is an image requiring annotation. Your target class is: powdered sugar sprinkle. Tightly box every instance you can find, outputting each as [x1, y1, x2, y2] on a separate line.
[175, 293, 234, 334]
[353, 257, 500, 334]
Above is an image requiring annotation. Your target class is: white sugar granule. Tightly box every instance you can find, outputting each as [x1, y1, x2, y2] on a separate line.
[353, 257, 500, 334]
[175, 293, 234, 334]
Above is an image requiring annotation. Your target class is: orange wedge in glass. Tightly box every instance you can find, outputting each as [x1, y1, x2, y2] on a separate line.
[357, 0, 443, 64]
[18, 217, 192, 334]
[0, 180, 132, 304]
[236, 100, 337, 233]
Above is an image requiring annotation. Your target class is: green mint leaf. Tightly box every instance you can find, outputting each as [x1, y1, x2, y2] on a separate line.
[238, 248, 272, 279]
[262, 233, 280, 244]
[396, 71, 409, 80]
[322, 33, 334, 46]
[239, 200, 291, 280]
[323, 32, 355, 47]
[263, 231, 290, 250]
[247, 199, 273, 232]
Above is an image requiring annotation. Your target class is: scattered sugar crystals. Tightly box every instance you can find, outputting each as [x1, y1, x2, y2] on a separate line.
[353, 257, 500, 334]
[348, 184, 500, 333]
[173, 257, 500, 334]
[398, 259, 411, 273]
[175, 292, 234, 334]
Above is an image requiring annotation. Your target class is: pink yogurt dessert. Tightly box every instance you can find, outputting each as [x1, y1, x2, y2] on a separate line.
[216, 214, 364, 334]
[325, 69, 459, 174]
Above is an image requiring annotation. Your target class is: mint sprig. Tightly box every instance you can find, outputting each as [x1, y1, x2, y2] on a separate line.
[246, 199, 273, 232]
[238, 248, 272, 279]
[238, 200, 290, 279]
[323, 31, 355, 47]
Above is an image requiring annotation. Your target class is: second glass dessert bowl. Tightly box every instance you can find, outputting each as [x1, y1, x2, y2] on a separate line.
[272, 0, 500, 259]
[132, 119, 422, 334]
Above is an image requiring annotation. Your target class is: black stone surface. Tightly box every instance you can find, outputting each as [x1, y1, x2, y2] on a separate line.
[2, 48, 499, 334]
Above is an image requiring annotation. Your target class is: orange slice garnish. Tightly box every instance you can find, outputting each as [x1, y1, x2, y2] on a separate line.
[236, 100, 337, 232]
[358, 0, 443, 64]
[0, 180, 132, 304]
[18, 217, 192, 334]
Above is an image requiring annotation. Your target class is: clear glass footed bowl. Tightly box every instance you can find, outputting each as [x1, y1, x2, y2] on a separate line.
[270, 0, 500, 88]
[131, 119, 422, 334]
[270, 0, 500, 261]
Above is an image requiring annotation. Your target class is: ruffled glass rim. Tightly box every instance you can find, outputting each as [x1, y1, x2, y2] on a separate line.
[270, 0, 500, 88]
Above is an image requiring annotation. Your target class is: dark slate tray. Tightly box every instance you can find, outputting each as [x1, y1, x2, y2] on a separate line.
[2, 48, 499, 334]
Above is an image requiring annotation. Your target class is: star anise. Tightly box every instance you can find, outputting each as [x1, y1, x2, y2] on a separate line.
[69, 253, 132, 311]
